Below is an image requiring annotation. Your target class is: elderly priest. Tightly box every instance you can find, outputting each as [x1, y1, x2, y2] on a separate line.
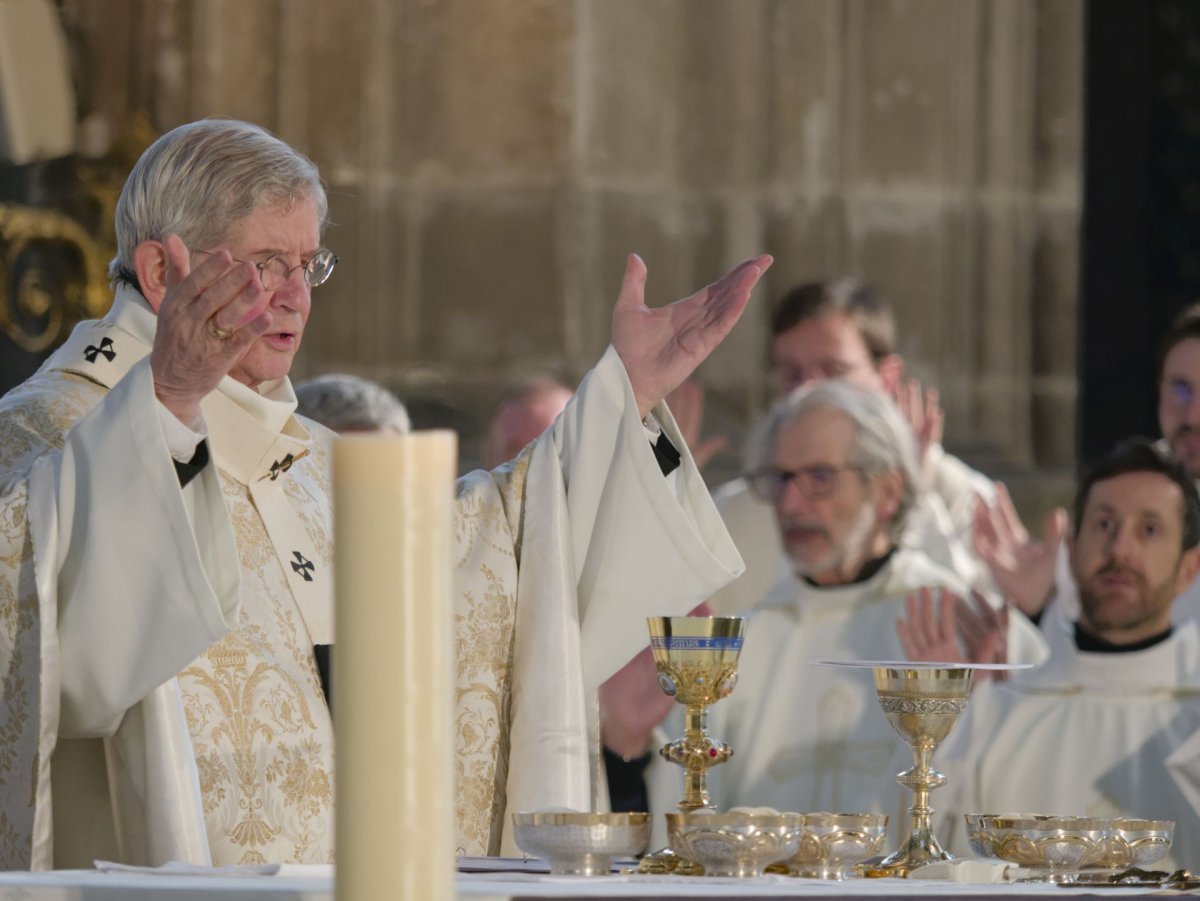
[0, 119, 768, 869]
[931, 440, 1200, 870]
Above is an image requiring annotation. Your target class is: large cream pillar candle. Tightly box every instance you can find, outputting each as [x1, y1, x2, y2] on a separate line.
[334, 431, 456, 901]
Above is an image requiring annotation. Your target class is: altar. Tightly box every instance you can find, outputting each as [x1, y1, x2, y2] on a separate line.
[0, 866, 1179, 900]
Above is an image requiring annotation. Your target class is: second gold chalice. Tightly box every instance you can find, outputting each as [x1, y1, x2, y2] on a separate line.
[870, 663, 972, 874]
[638, 615, 745, 875]
[816, 660, 1026, 877]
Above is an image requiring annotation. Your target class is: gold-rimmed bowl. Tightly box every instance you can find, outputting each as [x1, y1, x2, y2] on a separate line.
[666, 811, 805, 878]
[965, 814, 1173, 879]
[784, 812, 888, 879]
[512, 812, 650, 876]
[1115, 819, 1176, 868]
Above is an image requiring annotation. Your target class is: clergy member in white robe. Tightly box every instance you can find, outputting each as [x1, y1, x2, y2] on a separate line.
[639, 381, 1045, 849]
[977, 306, 1200, 634]
[931, 440, 1200, 870]
[0, 119, 772, 870]
[707, 279, 995, 617]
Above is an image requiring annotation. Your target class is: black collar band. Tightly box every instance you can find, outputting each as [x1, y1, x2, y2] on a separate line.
[1073, 621, 1173, 653]
[802, 546, 897, 588]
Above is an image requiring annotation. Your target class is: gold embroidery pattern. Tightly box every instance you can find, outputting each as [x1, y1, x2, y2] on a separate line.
[0, 483, 38, 868]
[0, 355, 544, 866]
[0, 372, 111, 867]
[178, 479, 335, 865]
[283, 426, 334, 572]
[449, 454, 530, 854]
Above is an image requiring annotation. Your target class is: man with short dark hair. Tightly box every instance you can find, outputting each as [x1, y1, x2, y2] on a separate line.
[933, 440, 1200, 869]
[1157, 304, 1200, 480]
[984, 302, 1200, 627]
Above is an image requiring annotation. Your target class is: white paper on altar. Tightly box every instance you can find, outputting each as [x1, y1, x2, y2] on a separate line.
[813, 660, 1035, 671]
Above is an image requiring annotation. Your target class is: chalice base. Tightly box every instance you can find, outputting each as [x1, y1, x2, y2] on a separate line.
[874, 836, 953, 877]
[634, 847, 704, 876]
[789, 865, 858, 880]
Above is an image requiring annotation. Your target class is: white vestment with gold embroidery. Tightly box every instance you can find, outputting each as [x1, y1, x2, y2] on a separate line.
[0, 286, 742, 869]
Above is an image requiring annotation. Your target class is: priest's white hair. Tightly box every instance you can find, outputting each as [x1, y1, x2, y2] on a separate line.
[747, 380, 920, 542]
[108, 118, 328, 288]
[295, 374, 411, 435]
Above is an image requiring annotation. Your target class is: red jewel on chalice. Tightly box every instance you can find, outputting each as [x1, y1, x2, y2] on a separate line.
[708, 748, 718, 758]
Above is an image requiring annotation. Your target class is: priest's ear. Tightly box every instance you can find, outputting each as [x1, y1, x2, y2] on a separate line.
[1176, 545, 1200, 598]
[132, 235, 194, 312]
[131, 239, 170, 311]
[874, 469, 905, 525]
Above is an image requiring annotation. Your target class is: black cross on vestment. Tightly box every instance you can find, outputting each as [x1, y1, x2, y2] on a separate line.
[291, 551, 315, 581]
[269, 454, 296, 480]
[83, 337, 116, 363]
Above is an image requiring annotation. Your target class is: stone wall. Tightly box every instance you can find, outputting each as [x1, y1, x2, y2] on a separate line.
[58, 0, 1082, 507]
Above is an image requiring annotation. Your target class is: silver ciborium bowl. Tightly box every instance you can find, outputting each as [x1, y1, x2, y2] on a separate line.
[784, 812, 889, 879]
[965, 814, 1173, 881]
[512, 812, 650, 875]
[666, 811, 805, 878]
[1115, 819, 1176, 868]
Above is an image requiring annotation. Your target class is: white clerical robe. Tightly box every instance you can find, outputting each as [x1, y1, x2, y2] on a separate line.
[708, 446, 996, 617]
[936, 618, 1200, 870]
[645, 547, 1046, 850]
[0, 286, 743, 869]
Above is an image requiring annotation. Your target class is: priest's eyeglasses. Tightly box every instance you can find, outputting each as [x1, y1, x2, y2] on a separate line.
[747, 464, 862, 502]
[194, 247, 339, 291]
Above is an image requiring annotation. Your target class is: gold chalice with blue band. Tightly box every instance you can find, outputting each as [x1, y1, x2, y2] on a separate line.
[637, 616, 746, 876]
[648, 616, 745, 811]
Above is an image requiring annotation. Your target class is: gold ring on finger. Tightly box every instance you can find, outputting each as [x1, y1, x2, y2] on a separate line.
[207, 319, 235, 341]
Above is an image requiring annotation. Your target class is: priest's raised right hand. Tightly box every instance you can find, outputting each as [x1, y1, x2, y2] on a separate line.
[144, 233, 273, 430]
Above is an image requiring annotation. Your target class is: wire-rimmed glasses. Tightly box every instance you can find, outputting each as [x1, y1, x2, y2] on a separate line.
[194, 247, 338, 291]
[746, 464, 863, 502]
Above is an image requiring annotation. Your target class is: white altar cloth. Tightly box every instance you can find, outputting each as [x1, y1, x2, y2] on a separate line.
[0, 867, 1170, 899]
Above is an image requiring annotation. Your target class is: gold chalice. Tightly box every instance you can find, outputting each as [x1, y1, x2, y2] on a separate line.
[638, 615, 745, 874]
[816, 660, 1025, 877]
[870, 664, 972, 875]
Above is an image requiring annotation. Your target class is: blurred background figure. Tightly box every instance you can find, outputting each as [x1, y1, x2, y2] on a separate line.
[295, 373, 411, 435]
[482, 376, 573, 469]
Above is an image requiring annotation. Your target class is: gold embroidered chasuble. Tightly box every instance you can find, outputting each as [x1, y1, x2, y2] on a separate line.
[0, 287, 743, 869]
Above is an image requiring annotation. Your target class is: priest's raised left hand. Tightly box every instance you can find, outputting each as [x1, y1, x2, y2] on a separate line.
[612, 253, 773, 420]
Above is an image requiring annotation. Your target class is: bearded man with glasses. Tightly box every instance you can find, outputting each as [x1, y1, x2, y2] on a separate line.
[0, 118, 769, 869]
[635, 380, 1047, 851]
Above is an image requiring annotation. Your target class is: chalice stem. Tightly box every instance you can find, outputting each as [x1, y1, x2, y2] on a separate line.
[885, 742, 950, 870]
[682, 704, 712, 810]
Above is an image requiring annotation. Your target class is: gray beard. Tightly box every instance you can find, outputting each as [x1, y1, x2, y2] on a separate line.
[790, 502, 879, 579]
